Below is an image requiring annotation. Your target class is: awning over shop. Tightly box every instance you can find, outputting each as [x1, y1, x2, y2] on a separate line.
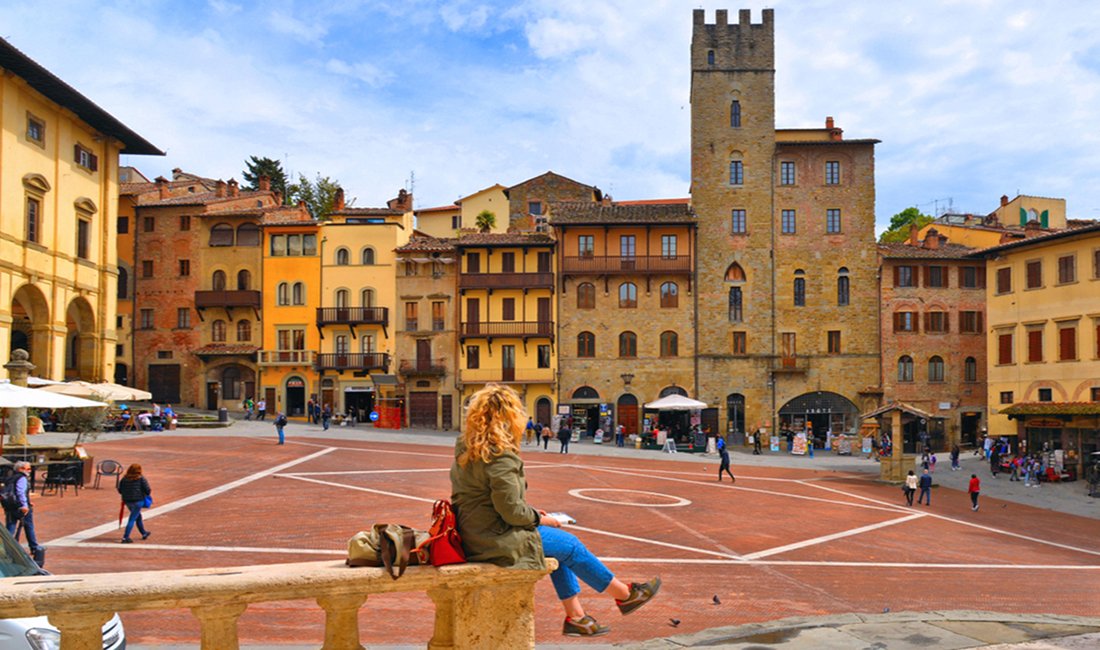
[1000, 402, 1100, 418]
[860, 401, 936, 421]
[644, 394, 708, 410]
[370, 374, 398, 386]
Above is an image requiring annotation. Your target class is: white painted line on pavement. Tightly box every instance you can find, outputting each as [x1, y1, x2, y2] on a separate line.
[48, 447, 338, 546]
[280, 474, 438, 504]
[569, 525, 743, 560]
[279, 467, 450, 477]
[290, 440, 452, 459]
[598, 558, 1100, 569]
[73, 542, 345, 555]
[741, 513, 926, 560]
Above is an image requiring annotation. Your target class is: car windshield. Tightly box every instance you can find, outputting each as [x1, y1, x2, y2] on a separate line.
[0, 525, 43, 577]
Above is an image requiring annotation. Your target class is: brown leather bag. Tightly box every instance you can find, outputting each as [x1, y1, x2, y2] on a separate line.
[347, 523, 430, 579]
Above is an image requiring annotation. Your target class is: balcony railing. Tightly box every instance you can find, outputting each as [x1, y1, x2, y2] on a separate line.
[561, 255, 692, 275]
[459, 272, 554, 290]
[316, 306, 389, 326]
[0, 559, 555, 650]
[461, 368, 555, 384]
[460, 321, 554, 339]
[398, 358, 448, 376]
[194, 289, 262, 309]
[258, 350, 316, 366]
[315, 352, 390, 372]
[770, 356, 810, 373]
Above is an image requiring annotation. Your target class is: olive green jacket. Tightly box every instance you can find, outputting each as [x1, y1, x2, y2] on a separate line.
[450, 438, 545, 570]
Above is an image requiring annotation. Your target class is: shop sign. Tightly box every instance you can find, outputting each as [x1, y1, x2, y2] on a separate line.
[1027, 418, 1064, 428]
[287, 378, 305, 388]
[558, 405, 571, 415]
[803, 408, 832, 414]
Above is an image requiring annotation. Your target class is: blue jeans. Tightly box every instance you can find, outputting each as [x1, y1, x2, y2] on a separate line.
[276, 425, 285, 444]
[538, 525, 613, 600]
[917, 487, 931, 505]
[5, 507, 39, 552]
[124, 501, 147, 539]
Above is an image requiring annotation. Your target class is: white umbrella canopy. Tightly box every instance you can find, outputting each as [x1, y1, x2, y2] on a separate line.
[92, 382, 152, 401]
[0, 380, 107, 409]
[26, 376, 65, 387]
[644, 394, 709, 410]
[39, 380, 109, 400]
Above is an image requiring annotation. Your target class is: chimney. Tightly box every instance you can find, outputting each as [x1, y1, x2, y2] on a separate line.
[171, 167, 183, 179]
[258, 174, 271, 191]
[215, 180, 226, 198]
[273, 190, 283, 205]
[1024, 220, 1042, 236]
[999, 231, 1014, 245]
[924, 228, 940, 250]
[334, 188, 346, 212]
[825, 116, 834, 129]
[155, 176, 170, 200]
[228, 179, 239, 198]
[1000, 195, 1009, 207]
[908, 223, 920, 246]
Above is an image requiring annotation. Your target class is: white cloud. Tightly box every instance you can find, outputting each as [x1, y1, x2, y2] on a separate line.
[266, 10, 328, 45]
[325, 58, 393, 87]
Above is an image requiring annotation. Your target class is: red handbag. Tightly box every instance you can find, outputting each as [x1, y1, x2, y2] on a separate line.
[417, 499, 466, 567]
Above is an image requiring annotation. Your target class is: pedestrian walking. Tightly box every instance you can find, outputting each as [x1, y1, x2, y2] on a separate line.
[2, 461, 42, 558]
[904, 470, 917, 506]
[917, 468, 933, 506]
[117, 463, 152, 544]
[950, 444, 960, 471]
[968, 474, 981, 511]
[256, 398, 267, 421]
[243, 396, 254, 420]
[307, 398, 315, 424]
[525, 417, 536, 445]
[616, 424, 626, 448]
[322, 404, 332, 431]
[982, 433, 992, 459]
[753, 431, 762, 455]
[990, 446, 1000, 477]
[558, 422, 571, 454]
[929, 452, 937, 473]
[274, 411, 288, 444]
[716, 436, 735, 482]
[542, 422, 553, 450]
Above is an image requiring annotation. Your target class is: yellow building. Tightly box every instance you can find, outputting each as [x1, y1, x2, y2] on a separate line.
[258, 211, 320, 417]
[319, 190, 413, 418]
[455, 233, 557, 423]
[415, 183, 508, 239]
[0, 38, 160, 380]
[918, 194, 1069, 249]
[974, 222, 1100, 476]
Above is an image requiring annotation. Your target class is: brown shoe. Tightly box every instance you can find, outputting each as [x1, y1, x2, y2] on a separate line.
[617, 576, 662, 615]
[562, 615, 610, 637]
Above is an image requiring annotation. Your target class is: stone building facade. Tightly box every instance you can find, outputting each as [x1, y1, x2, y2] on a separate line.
[879, 229, 987, 451]
[506, 172, 602, 232]
[690, 9, 881, 444]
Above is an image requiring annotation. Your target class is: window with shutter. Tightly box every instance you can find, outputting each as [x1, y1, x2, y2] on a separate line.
[1026, 261, 1042, 289]
[996, 267, 1012, 293]
[1027, 330, 1043, 363]
[501, 298, 515, 321]
[1059, 326, 1077, 361]
[998, 333, 1013, 365]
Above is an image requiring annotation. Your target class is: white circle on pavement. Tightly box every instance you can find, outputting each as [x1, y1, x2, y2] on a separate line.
[567, 488, 691, 508]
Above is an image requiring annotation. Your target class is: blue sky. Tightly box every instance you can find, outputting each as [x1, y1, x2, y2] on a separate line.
[4, 0, 1100, 230]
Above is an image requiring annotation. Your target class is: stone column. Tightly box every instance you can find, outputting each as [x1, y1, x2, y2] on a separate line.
[428, 583, 536, 649]
[191, 602, 247, 650]
[316, 592, 367, 650]
[47, 610, 111, 650]
[4, 349, 36, 446]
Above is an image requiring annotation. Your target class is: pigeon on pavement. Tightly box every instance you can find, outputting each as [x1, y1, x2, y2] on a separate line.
[669, 618, 681, 627]
[713, 595, 722, 605]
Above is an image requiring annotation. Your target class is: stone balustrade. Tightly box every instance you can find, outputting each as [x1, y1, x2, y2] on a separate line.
[0, 558, 557, 650]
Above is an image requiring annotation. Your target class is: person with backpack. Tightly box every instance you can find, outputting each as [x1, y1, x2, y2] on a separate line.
[541, 421, 553, 450]
[3, 461, 41, 557]
[716, 436, 735, 482]
[117, 464, 152, 543]
[275, 411, 288, 445]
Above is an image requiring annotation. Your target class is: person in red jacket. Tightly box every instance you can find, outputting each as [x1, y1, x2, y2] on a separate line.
[968, 474, 981, 511]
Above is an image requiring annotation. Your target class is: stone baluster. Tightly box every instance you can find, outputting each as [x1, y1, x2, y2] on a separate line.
[429, 583, 536, 649]
[47, 610, 111, 650]
[191, 602, 247, 650]
[316, 592, 367, 650]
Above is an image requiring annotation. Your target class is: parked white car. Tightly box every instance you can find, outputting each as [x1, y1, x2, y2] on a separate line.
[0, 527, 125, 650]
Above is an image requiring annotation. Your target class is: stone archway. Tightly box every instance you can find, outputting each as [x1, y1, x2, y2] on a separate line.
[11, 284, 51, 374]
[778, 391, 859, 438]
[65, 297, 97, 380]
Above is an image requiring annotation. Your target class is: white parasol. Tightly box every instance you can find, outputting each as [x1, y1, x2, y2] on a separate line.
[39, 380, 112, 401]
[0, 380, 108, 408]
[644, 394, 709, 410]
[92, 382, 152, 401]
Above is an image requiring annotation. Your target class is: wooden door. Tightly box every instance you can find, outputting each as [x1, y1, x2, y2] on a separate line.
[148, 364, 181, 403]
[536, 399, 552, 427]
[206, 382, 219, 410]
[782, 332, 797, 368]
[466, 298, 480, 335]
[409, 392, 438, 428]
[264, 387, 276, 414]
[501, 345, 515, 382]
[537, 297, 551, 334]
[416, 339, 432, 371]
[441, 394, 453, 430]
[537, 251, 551, 273]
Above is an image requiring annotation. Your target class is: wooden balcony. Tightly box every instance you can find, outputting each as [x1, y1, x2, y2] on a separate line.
[316, 306, 389, 327]
[258, 350, 316, 366]
[461, 368, 555, 384]
[459, 321, 554, 340]
[459, 272, 554, 290]
[315, 352, 390, 372]
[770, 356, 810, 374]
[561, 255, 692, 276]
[194, 290, 261, 309]
[398, 358, 448, 377]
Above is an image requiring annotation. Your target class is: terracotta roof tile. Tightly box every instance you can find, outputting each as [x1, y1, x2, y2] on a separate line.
[331, 207, 404, 217]
[969, 221, 1100, 257]
[549, 201, 695, 225]
[415, 204, 460, 214]
[615, 198, 691, 206]
[1000, 402, 1100, 416]
[138, 189, 273, 207]
[454, 233, 555, 247]
[192, 344, 260, 356]
[396, 233, 456, 253]
[878, 242, 978, 259]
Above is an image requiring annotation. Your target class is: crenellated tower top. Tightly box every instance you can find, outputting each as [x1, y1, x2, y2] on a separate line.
[691, 8, 774, 71]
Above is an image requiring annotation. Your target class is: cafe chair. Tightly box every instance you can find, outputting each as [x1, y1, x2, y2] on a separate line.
[42, 461, 83, 497]
[94, 459, 123, 489]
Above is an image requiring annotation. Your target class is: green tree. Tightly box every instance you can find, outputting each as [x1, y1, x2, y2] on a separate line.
[880, 207, 934, 243]
[475, 209, 496, 233]
[241, 156, 289, 200]
[287, 173, 349, 220]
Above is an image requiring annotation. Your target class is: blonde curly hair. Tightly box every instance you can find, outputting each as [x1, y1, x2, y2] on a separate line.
[459, 384, 527, 466]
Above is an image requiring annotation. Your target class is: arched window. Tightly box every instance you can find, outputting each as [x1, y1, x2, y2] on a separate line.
[577, 282, 595, 309]
[209, 223, 234, 247]
[335, 289, 349, 308]
[361, 247, 376, 265]
[963, 356, 977, 382]
[237, 319, 251, 342]
[221, 365, 241, 400]
[292, 282, 305, 305]
[730, 100, 741, 127]
[707, 49, 715, 65]
[361, 288, 375, 307]
[619, 282, 637, 308]
[211, 319, 227, 342]
[728, 287, 743, 323]
[335, 247, 350, 265]
[573, 386, 599, 400]
[577, 331, 595, 358]
[237, 269, 251, 290]
[928, 356, 945, 383]
[794, 270, 806, 307]
[727, 393, 746, 435]
[729, 158, 744, 186]
[236, 223, 260, 246]
[212, 270, 227, 291]
[277, 282, 289, 306]
[660, 282, 678, 308]
[660, 331, 678, 357]
[117, 267, 128, 299]
[725, 262, 746, 282]
[898, 355, 914, 382]
[619, 332, 637, 358]
[837, 267, 850, 306]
